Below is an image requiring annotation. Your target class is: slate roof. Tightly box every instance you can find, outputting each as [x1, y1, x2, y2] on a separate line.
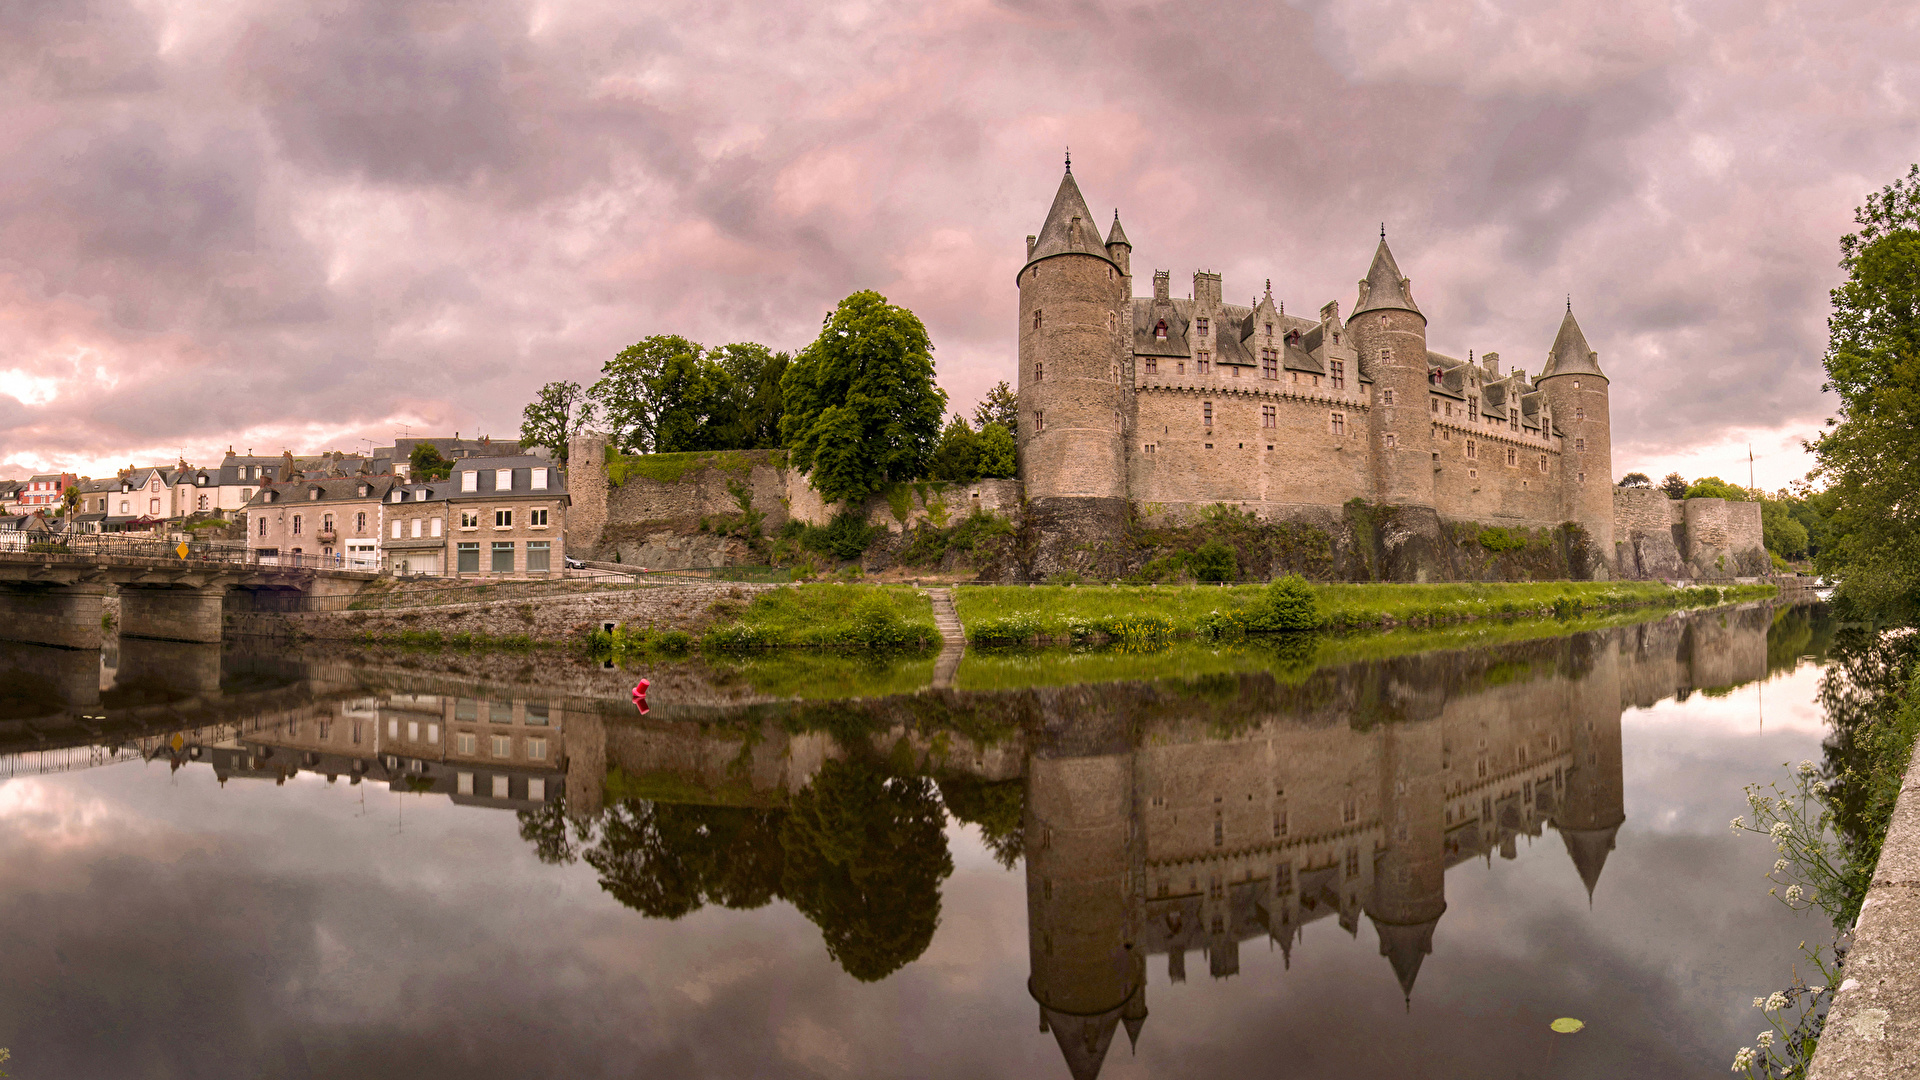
[1105, 211, 1130, 248]
[1024, 168, 1119, 273]
[1352, 239, 1422, 318]
[1541, 309, 1606, 379]
[247, 476, 394, 508]
[448, 457, 568, 498]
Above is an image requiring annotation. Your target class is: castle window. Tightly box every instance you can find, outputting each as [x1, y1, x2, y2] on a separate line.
[1203, 402, 1213, 427]
[1196, 317, 1209, 337]
[1579, 472, 1587, 483]
[1232, 364, 1241, 378]
[1034, 361, 1042, 382]
[1431, 397, 1439, 413]
[1265, 323, 1273, 337]
[1380, 348, 1390, 362]
[1107, 312, 1114, 329]
[1468, 398, 1477, 418]
[1177, 361, 1185, 375]
[1331, 360, 1345, 390]
[1343, 799, 1358, 824]
[1441, 429, 1450, 441]
[1575, 437, 1586, 452]
[1539, 455, 1549, 472]
[1033, 411, 1044, 432]
[1466, 439, 1477, 459]
[1033, 309, 1043, 331]
[1155, 319, 1168, 340]
[1144, 356, 1157, 375]
[1382, 389, 1394, 406]
[1572, 380, 1581, 389]
[1262, 349, 1278, 379]
[1469, 468, 1478, 479]
[1143, 443, 1156, 454]
[1197, 352, 1210, 375]
[292, 514, 302, 535]
[1312, 374, 1320, 387]
[1330, 412, 1345, 435]
[1507, 447, 1518, 466]
[1510, 414, 1519, 432]
[1262, 405, 1276, 428]
[1575, 407, 1586, 420]
[1292, 371, 1299, 384]
[1384, 433, 1396, 449]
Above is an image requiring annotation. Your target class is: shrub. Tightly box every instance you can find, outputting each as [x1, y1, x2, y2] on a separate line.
[1477, 526, 1527, 553]
[801, 507, 882, 560]
[1247, 575, 1319, 631]
[1189, 540, 1237, 582]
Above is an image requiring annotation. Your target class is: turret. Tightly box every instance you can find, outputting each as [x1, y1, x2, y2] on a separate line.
[1026, 704, 1144, 1080]
[1364, 715, 1448, 1005]
[1017, 163, 1128, 505]
[1347, 234, 1433, 507]
[1105, 211, 1131, 279]
[1536, 305, 1614, 571]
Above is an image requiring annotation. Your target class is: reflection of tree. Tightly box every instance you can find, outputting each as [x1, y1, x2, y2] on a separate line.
[781, 758, 953, 981]
[517, 794, 583, 865]
[937, 775, 1025, 869]
[1765, 605, 1831, 678]
[1819, 625, 1920, 906]
[584, 800, 788, 919]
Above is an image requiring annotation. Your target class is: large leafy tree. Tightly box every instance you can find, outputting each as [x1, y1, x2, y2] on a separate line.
[1660, 472, 1690, 500]
[588, 336, 789, 454]
[519, 381, 595, 463]
[650, 349, 741, 453]
[713, 342, 789, 449]
[781, 291, 946, 503]
[1812, 164, 1920, 611]
[780, 758, 952, 982]
[408, 443, 452, 480]
[592, 335, 703, 453]
[583, 800, 788, 919]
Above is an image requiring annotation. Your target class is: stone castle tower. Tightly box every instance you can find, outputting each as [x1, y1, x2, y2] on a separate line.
[1014, 163, 1619, 578]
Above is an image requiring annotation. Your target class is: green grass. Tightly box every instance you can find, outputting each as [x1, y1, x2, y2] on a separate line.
[697, 583, 938, 650]
[605, 447, 780, 486]
[700, 650, 938, 699]
[954, 580, 1777, 643]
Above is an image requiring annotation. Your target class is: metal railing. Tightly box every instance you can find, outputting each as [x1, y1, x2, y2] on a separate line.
[0, 531, 370, 572]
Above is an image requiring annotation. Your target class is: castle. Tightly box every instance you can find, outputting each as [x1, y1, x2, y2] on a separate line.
[1016, 161, 1619, 574]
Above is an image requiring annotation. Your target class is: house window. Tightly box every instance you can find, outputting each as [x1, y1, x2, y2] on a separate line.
[1196, 352, 1210, 375]
[1507, 447, 1518, 466]
[492, 775, 510, 799]
[1203, 402, 1213, 427]
[121, 499, 130, 515]
[1033, 309, 1043, 331]
[460, 471, 477, 492]
[1154, 319, 1167, 340]
[292, 514, 302, 535]
[322, 514, 334, 533]
[1384, 433, 1397, 449]
[1262, 349, 1278, 379]
[495, 469, 512, 491]
[457, 772, 473, 795]
[530, 468, 548, 490]
[1033, 411, 1044, 432]
[495, 509, 513, 528]
[525, 703, 550, 726]
[391, 520, 402, 539]
[491, 541, 515, 573]
[529, 778, 546, 802]
[457, 542, 479, 573]
[1144, 356, 1157, 375]
[1382, 389, 1395, 405]
[491, 735, 511, 758]
[258, 518, 267, 537]
[527, 541, 551, 574]
[197, 494, 208, 510]
[1330, 412, 1345, 435]
[527, 737, 548, 761]
[150, 497, 160, 515]
[411, 519, 422, 538]
[1575, 438, 1586, 452]
[529, 508, 548, 527]
[1262, 405, 1276, 428]
[1196, 317, 1209, 337]
[457, 732, 476, 754]
[430, 518, 443, 537]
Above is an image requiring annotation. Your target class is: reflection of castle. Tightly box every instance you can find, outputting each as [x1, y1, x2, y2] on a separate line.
[1025, 631, 1641, 1080]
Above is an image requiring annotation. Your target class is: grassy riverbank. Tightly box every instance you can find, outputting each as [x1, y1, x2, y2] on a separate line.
[955, 580, 1777, 644]
[594, 582, 938, 656]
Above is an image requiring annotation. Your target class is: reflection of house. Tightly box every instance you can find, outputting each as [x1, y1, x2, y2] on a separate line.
[1024, 634, 1631, 1080]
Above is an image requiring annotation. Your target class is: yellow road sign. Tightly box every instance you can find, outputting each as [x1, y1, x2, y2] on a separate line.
[176, 542, 190, 560]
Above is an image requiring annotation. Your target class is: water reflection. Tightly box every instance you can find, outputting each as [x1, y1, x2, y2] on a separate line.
[0, 601, 1837, 1078]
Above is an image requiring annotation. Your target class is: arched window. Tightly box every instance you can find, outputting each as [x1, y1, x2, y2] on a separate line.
[1154, 320, 1168, 340]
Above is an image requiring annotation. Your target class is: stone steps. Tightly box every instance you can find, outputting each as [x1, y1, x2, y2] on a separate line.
[927, 588, 965, 690]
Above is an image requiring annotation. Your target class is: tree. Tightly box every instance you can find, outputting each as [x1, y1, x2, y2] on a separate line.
[650, 349, 740, 453]
[781, 291, 946, 504]
[592, 335, 703, 453]
[1617, 472, 1651, 488]
[780, 758, 952, 982]
[1761, 498, 1811, 560]
[713, 343, 789, 449]
[975, 422, 1016, 479]
[1682, 476, 1751, 501]
[584, 800, 787, 919]
[1660, 472, 1690, 500]
[410, 443, 453, 480]
[936, 776, 1024, 869]
[928, 415, 981, 482]
[972, 380, 1017, 433]
[519, 380, 595, 463]
[1811, 164, 1920, 610]
[60, 484, 80, 518]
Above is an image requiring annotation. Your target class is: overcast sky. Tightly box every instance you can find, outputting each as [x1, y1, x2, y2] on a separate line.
[1, 0, 1915, 487]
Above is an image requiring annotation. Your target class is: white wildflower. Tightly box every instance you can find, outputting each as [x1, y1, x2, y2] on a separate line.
[1809, 985, 1825, 994]
[1786, 885, 1803, 904]
[1732, 1046, 1755, 1071]
[1779, 797, 1794, 813]
[1769, 822, 1791, 842]
[1799, 759, 1815, 776]
[1765, 992, 1788, 1011]
[1812, 780, 1829, 794]
[1731, 816, 1746, 833]
[1757, 1030, 1775, 1048]
[1773, 859, 1789, 874]
[1752, 997, 1767, 1009]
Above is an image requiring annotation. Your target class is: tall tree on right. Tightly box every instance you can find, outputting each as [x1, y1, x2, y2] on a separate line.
[1812, 164, 1920, 611]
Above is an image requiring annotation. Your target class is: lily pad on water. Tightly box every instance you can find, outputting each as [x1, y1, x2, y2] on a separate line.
[1550, 1018, 1586, 1034]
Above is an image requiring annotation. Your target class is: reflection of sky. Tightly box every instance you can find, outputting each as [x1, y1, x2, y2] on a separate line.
[0, 662, 1834, 1078]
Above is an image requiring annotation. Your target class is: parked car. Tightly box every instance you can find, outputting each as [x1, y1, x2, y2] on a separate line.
[564, 556, 585, 570]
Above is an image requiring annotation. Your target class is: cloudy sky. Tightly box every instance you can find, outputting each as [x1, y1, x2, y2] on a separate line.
[1, 0, 1914, 486]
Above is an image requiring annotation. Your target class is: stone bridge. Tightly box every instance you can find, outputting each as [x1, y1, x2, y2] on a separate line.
[0, 541, 373, 648]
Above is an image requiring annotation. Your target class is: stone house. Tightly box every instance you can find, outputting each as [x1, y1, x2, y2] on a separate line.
[246, 476, 392, 567]
[380, 480, 451, 576]
[447, 456, 567, 578]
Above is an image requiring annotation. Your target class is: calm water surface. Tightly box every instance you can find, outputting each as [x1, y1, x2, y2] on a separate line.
[0, 603, 1846, 1078]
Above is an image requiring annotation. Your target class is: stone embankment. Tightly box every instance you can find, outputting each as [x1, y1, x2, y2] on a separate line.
[1812, 748, 1920, 1078]
[230, 582, 781, 643]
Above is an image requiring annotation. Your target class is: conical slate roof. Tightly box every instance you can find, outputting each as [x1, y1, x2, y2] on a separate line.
[1557, 822, 1622, 900]
[1026, 169, 1119, 272]
[1541, 308, 1606, 379]
[1106, 210, 1131, 248]
[1044, 1006, 1123, 1080]
[1371, 914, 1442, 1004]
[1352, 238, 1422, 319]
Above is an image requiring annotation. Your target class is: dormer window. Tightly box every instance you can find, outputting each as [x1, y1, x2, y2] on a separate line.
[414, 489, 429, 501]
[495, 468, 512, 491]
[1265, 323, 1273, 337]
[1196, 317, 1210, 338]
[1154, 320, 1168, 341]
[530, 468, 548, 490]
[461, 471, 478, 493]
[390, 490, 403, 503]
[309, 488, 320, 500]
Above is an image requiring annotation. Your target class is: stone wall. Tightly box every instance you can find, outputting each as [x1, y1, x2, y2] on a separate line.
[231, 582, 782, 643]
[1611, 489, 1770, 580]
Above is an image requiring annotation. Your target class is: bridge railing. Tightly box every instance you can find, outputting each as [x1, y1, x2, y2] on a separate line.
[2, 533, 366, 572]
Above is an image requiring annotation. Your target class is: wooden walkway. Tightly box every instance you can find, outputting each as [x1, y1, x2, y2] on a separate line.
[928, 588, 965, 690]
